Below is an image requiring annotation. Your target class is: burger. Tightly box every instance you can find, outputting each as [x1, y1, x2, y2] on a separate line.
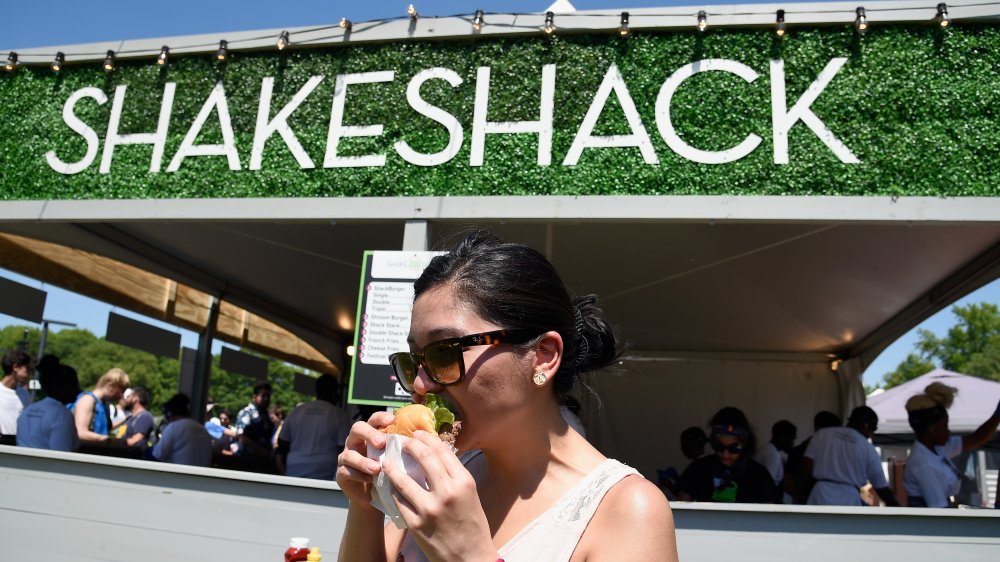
[382, 393, 461, 447]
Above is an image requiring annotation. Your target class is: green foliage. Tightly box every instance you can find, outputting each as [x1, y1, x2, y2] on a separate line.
[881, 352, 937, 389]
[917, 303, 1000, 372]
[881, 303, 1000, 388]
[0, 324, 312, 414]
[1, 25, 999, 199]
[207, 355, 313, 417]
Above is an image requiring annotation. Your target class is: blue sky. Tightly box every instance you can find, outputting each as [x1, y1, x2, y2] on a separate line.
[1, 1, 772, 50]
[3, 0, 998, 387]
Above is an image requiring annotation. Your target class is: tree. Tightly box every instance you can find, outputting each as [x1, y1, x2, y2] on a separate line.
[881, 353, 936, 389]
[882, 303, 1000, 388]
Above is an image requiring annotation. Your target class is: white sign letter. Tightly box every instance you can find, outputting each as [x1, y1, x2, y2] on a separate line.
[324, 71, 395, 168]
[167, 82, 241, 172]
[394, 68, 464, 167]
[655, 59, 761, 164]
[45, 87, 108, 175]
[564, 63, 658, 166]
[100, 83, 176, 173]
[470, 64, 555, 166]
[250, 75, 324, 170]
[771, 58, 859, 164]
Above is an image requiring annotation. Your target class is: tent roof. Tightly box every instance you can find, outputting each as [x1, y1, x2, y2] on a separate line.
[869, 369, 1000, 434]
[2, 195, 1000, 375]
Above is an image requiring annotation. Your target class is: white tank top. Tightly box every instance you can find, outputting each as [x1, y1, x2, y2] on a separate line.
[399, 455, 639, 562]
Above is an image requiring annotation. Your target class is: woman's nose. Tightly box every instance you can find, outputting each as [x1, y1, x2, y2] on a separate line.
[411, 365, 443, 400]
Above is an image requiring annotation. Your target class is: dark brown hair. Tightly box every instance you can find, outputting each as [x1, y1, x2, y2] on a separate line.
[415, 230, 619, 398]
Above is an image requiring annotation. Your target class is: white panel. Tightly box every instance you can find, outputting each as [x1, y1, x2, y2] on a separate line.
[582, 358, 839, 480]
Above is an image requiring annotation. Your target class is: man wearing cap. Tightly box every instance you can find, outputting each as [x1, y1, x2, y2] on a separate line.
[804, 406, 900, 506]
[677, 407, 777, 503]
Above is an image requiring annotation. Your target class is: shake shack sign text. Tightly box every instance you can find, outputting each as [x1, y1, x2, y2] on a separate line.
[45, 58, 858, 176]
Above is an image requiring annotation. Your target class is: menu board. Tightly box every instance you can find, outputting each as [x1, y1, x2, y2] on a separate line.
[348, 250, 444, 406]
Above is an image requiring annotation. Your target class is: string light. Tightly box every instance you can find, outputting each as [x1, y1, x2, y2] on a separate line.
[216, 40, 228, 62]
[936, 3, 951, 27]
[855, 7, 868, 32]
[8, 6, 975, 72]
[103, 50, 116, 72]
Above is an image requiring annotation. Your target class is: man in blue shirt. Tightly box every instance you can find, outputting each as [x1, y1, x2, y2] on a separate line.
[151, 393, 211, 466]
[16, 362, 80, 452]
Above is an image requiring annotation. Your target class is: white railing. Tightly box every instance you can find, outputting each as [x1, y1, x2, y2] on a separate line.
[3, 445, 999, 561]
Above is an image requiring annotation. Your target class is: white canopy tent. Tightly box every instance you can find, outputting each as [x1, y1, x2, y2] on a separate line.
[870, 369, 1000, 435]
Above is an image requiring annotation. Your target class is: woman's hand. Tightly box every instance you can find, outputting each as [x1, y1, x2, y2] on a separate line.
[384, 430, 497, 562]
[336, 411, 395, 507]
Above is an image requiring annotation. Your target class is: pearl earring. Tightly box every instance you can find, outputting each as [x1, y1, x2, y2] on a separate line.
[532, 371, 546, 386]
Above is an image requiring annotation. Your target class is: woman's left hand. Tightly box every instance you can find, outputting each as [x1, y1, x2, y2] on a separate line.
[384, 430, 497, 562]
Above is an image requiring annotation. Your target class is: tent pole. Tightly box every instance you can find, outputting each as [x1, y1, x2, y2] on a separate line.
[191, 296, 219, 421]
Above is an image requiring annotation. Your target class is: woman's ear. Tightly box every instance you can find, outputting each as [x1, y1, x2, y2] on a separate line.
[533, 330, 564, 377]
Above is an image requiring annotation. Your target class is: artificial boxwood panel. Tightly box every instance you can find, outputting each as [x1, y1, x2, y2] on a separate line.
[1, 24, 998, 199]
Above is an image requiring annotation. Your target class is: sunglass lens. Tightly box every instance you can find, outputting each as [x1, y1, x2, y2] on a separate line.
[711, 441, 742, 453]
[389, 353, 418, 391]
[424, 342, 463, 385]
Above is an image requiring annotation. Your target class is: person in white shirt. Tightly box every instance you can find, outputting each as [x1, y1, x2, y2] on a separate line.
[0, 374, 24, 437]
[2, 350, 33, 408]
[804, 406, 900, 507]
[756, 419, 796, 488]
[151, 393, 212, 467]
[903, 382, 1000, 507]
[1, 351, 32, 437]
[277, 373, 350, 479]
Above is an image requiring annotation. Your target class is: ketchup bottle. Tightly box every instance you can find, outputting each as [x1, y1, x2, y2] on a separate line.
[285, 537, 310, 562]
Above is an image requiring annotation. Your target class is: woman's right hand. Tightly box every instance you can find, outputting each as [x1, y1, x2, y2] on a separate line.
[336, 411, 395, 507]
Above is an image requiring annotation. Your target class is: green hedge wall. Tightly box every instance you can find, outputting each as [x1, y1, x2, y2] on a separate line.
[1, 24, 998, 199]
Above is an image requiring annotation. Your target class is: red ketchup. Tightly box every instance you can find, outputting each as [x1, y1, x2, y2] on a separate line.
[285, 537, 310, 562]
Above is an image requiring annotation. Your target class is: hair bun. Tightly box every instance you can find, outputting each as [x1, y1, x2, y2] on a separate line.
[570, 295, 619, 373]
[924, 381, 957, 408]
[905, 381, 957, 412]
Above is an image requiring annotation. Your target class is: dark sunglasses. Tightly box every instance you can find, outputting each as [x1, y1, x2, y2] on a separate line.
[388, 328, 542, 392]
[710, 440, 744, 454]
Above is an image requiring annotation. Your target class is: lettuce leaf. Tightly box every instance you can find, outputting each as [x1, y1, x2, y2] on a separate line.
[424, 393, 456, 433]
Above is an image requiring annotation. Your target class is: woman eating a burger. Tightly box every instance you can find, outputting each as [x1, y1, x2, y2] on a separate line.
[336, 231, 678, 562]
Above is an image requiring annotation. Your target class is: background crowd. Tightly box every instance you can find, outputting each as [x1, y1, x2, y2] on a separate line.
[1, 350, 353, 480]
[657, 392, 1000, 508]
[4, 348, 999, 504]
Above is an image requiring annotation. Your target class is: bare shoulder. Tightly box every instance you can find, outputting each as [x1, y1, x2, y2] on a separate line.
[73, 393, 94, 410]
[577, 475, 678, 562]
[600, 475, 674, 528]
